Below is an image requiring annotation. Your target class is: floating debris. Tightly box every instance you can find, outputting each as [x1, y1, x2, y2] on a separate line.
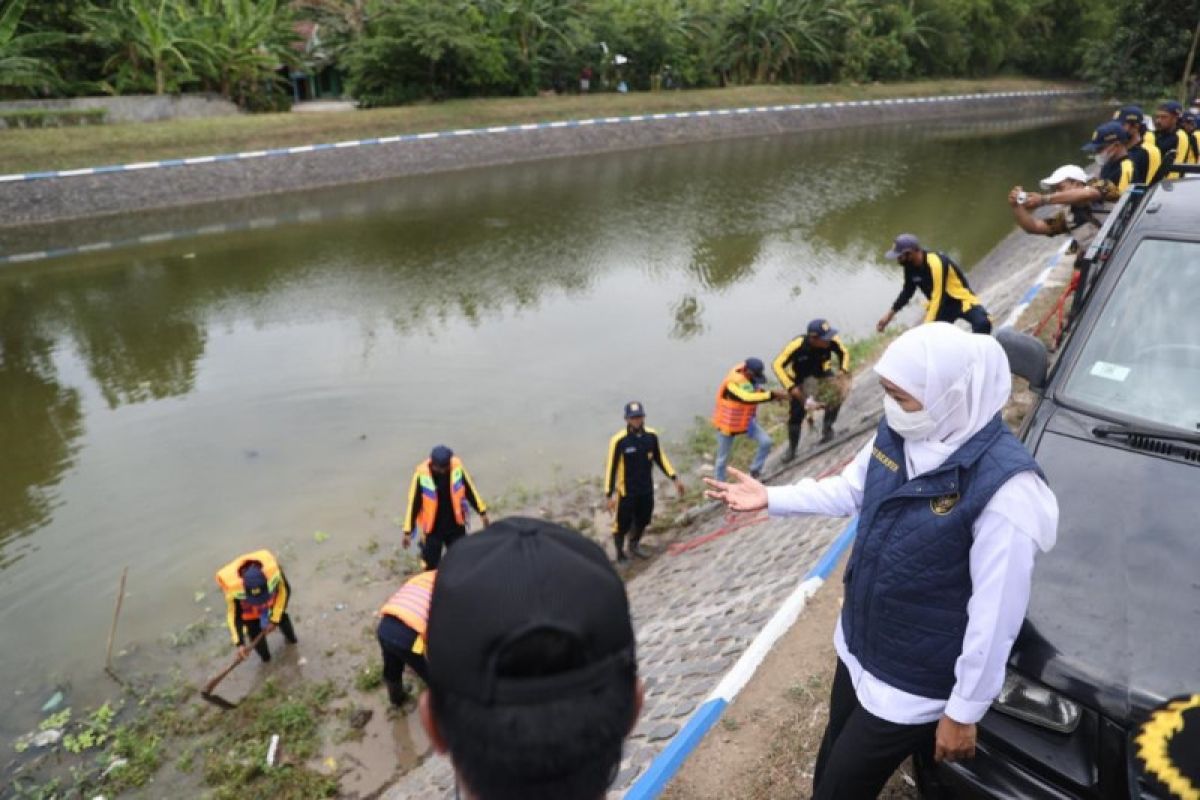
[40, 691, 64, 712]
[266, 734, 280, 767]
[314, 531, 330, 544]
[102, 758, 128, 777]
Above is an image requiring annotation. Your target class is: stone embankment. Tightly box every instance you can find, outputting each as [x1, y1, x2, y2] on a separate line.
[0, 90, 1096, 228]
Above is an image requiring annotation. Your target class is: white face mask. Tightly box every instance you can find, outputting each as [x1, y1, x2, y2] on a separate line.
[1093, 149, 1112, 167]
[883, 394, 937, 441]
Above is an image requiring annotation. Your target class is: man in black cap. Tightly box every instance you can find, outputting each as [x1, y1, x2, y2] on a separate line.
[773, 319, 852, 457]
[403, 445, 489, 569]
[1112, 105, 1162, 183]
[711, 358, 788, 481]
[1151, 100, 1196, 178]
[876, 234, 991, 335]
[418, 517, 642, 800]
[604, 401, 685, 562]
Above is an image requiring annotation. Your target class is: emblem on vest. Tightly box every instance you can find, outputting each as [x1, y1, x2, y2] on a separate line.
[872, 447, 900, 472]
[930, 493, 961, 516]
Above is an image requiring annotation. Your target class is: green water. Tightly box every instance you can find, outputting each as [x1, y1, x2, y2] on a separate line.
[0, 113, 1098, 737]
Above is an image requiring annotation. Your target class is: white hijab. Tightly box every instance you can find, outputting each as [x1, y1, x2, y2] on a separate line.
[873, 323, 1011, 478]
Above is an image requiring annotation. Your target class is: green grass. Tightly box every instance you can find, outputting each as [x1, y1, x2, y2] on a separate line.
[0, 78, 1081, 174]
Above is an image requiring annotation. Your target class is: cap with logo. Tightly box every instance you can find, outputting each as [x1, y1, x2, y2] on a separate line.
[1082, 121, 1129, 152]
[1039, 164, 1089, 190]
[429, 445, 454, 468]
[425, 517, 636, 706]
[885, 233, 921, 259]
[1116, 105, 1145, 125]
[241, 564, 271, 606]
[806, 319, 838, 341]
[623, 401, 645, 419]
[1158, 100, 1184, 116]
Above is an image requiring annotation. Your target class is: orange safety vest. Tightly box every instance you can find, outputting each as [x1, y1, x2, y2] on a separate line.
[381, 571, 436, 653]
[711, 365, 758, 436]
[215, 549, 283, 620]
[415, 457, 468, 535]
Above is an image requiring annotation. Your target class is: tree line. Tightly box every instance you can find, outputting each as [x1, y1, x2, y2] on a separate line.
[0, 0, 1196, 111]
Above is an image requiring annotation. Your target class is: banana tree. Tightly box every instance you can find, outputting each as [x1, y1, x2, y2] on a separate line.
[0, 0, 64, 91]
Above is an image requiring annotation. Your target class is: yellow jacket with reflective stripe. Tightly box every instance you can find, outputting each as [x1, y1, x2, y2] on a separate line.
[215, 550, 287, 644]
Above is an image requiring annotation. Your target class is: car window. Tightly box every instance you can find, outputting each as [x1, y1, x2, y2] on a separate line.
[1060, 238, 1200, 432]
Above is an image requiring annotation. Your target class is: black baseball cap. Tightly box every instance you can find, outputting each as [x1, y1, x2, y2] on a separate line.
[743, 357, 766, 384]
[806, 319, 838, 340]
[1158, 100, 1184, 116]
[885, 233, 921, 259]
[426, 517, 636, 706]
[624, 401, 646, 419]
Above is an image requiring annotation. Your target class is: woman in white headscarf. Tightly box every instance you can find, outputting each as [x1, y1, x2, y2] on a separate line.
[706, 323, 1057, 800]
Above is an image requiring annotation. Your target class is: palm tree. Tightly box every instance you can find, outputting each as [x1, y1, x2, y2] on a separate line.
[0, 0, 63, 91]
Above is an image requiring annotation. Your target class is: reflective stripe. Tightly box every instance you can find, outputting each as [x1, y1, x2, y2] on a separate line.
[381, 571, 436, 638]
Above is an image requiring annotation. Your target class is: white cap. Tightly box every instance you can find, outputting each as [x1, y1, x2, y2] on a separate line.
[1039, 165, 1089, 190]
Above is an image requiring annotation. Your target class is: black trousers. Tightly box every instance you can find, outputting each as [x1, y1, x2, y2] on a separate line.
[421, 525, 466, 569]
[812, 660, 937, 799]
[960, 305, 992, 334]
[241, 613, 297, 663]
[377, 615, 429, 684]
[614, 493, 654, 554]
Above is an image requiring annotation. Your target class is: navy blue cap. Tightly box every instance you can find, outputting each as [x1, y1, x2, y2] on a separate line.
[1184, 111, 1197, 126]
[1116, 105, 1144, 125]
[1158, 100, 1183, 115]
[1082, 121, 1129, 152]
[806, 319, 838, 340]
[885, 233, 921, 259]
[241, 565, 271, 604]
[743, 357, 766, 383]
[430, 445, 454, 468]
[623, 401, 645, 419]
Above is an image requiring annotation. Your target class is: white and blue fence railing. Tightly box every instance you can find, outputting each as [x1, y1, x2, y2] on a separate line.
[624, 517, 859, 800]
[0, 90, 1082, 185]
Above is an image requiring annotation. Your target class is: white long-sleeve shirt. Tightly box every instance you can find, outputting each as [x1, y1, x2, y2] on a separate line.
[767, 439, 1058, 725]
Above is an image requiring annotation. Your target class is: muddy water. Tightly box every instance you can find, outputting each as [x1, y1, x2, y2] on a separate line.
[1, 114, 1098, 761]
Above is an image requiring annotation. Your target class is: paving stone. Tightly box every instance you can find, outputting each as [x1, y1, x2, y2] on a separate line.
[646, 722, 679, 742]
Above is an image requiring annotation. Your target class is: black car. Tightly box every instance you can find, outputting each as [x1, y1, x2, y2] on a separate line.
[934, 172, 1200, 797]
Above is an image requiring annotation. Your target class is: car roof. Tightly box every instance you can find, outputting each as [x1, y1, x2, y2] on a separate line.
[1132, 176, 1200, 238]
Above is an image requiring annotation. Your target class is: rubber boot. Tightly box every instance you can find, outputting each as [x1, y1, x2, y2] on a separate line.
[385, 678, 408, 708]
[612, 533, 628, 563]
[630, 529, 649, 559]
[783, 423, 802, 462]
[820, 406, 840, 444]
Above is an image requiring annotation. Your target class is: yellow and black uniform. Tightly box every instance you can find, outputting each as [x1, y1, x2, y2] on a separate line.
[1132, 140, 1163, 184]
[215, 550, 298, 662]
[773, 335, 851, 452]
[604, 426, 678, 559]
[1147, 128, 1196, 179]
[377, 570, 435, 705]
[891, 251, 991, 334]
[403, 457, 487, 568]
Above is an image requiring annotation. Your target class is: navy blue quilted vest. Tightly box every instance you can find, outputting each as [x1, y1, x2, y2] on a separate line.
[841, 413, 1042, 698]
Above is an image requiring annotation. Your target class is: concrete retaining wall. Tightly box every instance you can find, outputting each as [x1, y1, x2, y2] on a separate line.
[0, 90, 1097, 229]
[0, 94, 240, 124]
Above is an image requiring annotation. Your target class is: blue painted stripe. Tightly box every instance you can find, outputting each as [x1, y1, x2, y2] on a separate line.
[805, 517, 858, 581]
[1018, 284, 1042, 305]
[624, 698, 727, 800]
[0, 88, 1085, 184]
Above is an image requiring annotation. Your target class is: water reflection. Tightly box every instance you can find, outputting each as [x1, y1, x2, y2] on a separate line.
[0, 285, 83, 568]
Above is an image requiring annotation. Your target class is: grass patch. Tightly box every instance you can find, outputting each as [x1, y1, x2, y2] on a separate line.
[0, 78, 1080, 174]
[354, 662, 384, 693]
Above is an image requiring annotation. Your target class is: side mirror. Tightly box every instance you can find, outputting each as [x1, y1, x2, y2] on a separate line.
[996, 328, 1048, 392]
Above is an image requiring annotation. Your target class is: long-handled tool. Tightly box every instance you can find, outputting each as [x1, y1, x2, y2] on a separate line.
[199, 629, 268, 709]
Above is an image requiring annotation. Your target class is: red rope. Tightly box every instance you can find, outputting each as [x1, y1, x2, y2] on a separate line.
[667, 452, 857, 556]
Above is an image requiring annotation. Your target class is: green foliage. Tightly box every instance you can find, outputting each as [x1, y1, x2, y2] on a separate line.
[39, 708, 71, 731]
[0, 0, 65, 92]
[104, 724, 164, 792]
[1081, 0, 1198, 98]
[0, 107, 106, 127]
[353, 662, 384, 692]
[63, 702, 116, 753]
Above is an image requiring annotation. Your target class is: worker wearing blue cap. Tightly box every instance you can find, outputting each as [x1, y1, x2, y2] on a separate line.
[604, 401, 685, 562]
[1151, 101, 1196, 178]
[711, 359, 788, 482]
[1113, 105, 1162, 183]
[773, 319, 852, 457]
[402, 445, 489, 568]
[1081, 120, 1144, 194]
[876, 234, 991, 335]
